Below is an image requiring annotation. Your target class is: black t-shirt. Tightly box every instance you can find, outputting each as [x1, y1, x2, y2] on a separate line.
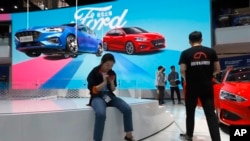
[87, 65, 117, 95]
[178, 46, 218, 87]
[87, 65, 117, 105]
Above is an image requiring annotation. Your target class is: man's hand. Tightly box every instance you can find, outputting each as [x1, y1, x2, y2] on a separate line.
[102, 73, 109, 84]
[108, 75, 115, 83]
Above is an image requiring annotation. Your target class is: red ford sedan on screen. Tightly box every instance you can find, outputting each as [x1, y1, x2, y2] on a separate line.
[213, 66, 250, 126]
[103, 27, 166, 55]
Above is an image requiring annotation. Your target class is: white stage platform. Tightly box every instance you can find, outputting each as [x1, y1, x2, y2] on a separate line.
[0, 97, 174, 141]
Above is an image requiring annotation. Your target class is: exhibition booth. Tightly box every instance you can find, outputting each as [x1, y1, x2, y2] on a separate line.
[0, 0, 235, 140]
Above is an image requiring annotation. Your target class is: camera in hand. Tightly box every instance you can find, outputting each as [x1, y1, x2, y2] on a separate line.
[108, 70, 115, 79]
[175, 79, 181, 85]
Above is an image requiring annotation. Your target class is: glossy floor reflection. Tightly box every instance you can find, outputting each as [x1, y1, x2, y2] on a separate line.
[141, 100, 230, 141]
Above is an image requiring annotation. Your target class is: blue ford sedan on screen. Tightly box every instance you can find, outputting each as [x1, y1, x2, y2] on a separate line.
[15, 23, 103, 58]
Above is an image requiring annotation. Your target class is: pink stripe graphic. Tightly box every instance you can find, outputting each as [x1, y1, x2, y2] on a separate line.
[12, 57, 72, 89]
[0, 14, 11, 21]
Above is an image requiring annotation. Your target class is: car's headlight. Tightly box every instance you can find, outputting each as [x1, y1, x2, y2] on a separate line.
[135, 37, 147, 41]
[44, 27, 64, 32]
[220, 90, 247, 102]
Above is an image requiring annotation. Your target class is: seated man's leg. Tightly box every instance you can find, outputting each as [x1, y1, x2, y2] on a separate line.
[91, 97, 107, 141]
[108, 97, 133, 132]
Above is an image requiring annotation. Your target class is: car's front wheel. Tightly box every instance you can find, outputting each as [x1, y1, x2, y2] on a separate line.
[103, 42, 108, 51]
[96, 44, 103, 57]
[72, 54, 78, 58]
[125, 41, 135, 55]
[63, 53, 70, 58]
[66, 35, 78, 54]
[63, 53, 78, 58]
[25, 51, 42, 57]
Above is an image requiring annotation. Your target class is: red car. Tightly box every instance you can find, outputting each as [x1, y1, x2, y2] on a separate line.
[103, 27, 166, 55]
[213, 66, 250, 126]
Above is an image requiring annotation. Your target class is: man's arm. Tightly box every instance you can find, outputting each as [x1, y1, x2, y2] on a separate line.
[180, 63, 187, 82]
[213, 61, 221, 76]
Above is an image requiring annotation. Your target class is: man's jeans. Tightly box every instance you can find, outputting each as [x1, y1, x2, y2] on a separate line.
[91, 96, 133, 141]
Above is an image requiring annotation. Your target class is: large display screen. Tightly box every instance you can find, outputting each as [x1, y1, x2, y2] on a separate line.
[11, 0, 211, 89]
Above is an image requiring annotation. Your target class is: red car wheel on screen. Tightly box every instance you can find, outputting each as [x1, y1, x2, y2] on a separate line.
[103, 27, 166, 55]
[125, 41, 135, 55]
[213, 66, 250, 126]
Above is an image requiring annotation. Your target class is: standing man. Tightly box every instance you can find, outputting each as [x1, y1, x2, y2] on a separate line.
[179, 31, 221, 141]
[155, 66, 167, 105]
[168, 65, 181, 104]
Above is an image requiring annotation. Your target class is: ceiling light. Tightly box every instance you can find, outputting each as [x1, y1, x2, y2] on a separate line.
[14, 5, 18, 9]
[0, 8, 4, 11]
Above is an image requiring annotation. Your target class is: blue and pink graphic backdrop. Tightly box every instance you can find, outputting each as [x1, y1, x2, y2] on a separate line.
[11, 0, 211, 89]
[0, 13, 11, 21]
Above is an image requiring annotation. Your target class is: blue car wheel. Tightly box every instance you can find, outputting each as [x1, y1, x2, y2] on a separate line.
[25, 51, 42, 57]
[96, 44, 103, 57]
[66, 34, 78, 54]
[103, 42, 108, 51]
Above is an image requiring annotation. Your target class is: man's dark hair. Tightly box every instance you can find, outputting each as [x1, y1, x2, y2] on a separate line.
[170, 65, 175, 69]
[162, 68, 165, 72]
[158, 66, 163, 70]
[189, 31, 202, 43]
[101, 53, 115, 64]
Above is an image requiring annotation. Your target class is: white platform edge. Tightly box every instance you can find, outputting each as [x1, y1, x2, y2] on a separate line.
[0, 97, 174, 141]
